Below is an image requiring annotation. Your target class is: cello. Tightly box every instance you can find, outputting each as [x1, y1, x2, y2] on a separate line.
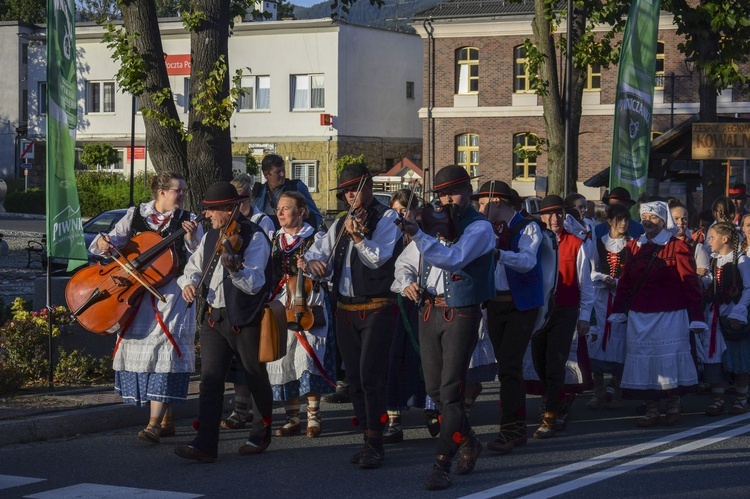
[65, 215, 204, 335]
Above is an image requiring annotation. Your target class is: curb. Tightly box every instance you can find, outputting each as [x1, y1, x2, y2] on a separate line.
[0, 391, 235, 447]
[0, 213, 46, 220]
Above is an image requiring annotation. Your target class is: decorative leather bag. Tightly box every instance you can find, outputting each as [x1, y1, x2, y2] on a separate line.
[719, 315, 750, 342]
[259, 300, 288, 363]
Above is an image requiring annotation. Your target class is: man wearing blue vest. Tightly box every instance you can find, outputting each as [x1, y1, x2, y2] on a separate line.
[304, 164, 402, 470]
[473, 180, 543, 455]
[253, 154, 323, 231]
[395, 165, 495, 491]
[175, 181, 273, 462]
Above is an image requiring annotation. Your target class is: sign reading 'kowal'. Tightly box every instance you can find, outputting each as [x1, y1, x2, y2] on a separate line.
[692, 122, 750, 160]
[165, 54, 191, 75]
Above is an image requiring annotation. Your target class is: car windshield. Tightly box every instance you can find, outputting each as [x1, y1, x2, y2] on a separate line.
[84, 213, 120, 234]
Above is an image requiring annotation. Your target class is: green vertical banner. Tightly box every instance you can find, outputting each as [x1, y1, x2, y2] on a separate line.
[47, 0, 87, 268]
[608, 0, 661, 201]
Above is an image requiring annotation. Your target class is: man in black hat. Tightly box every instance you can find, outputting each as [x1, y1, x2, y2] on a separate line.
[729, 182, 748, 224]
[594, 187, 644, 239]
[253, 154, 323, 230]
[530, 195, 594, 439]
[303, 163, 402, 469]
[175, 181, 273, 462]
[394, 165, 494, 491]
[473, 181, 543, 455]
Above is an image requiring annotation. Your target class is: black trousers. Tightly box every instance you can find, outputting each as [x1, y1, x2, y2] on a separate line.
[486, 300, 539, 427]
[530, 305, 578, 414]
[336, 304, 396, 433]
[419, 303, 481, 458]
[191, 308, 272, 457]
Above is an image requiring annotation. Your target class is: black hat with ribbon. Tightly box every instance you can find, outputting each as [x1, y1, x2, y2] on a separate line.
[470, 180, 520, 205]
[201, 181, 248, 208]
[334, 163, 371, 200]
[534, 194, 566, 215]
[429, 165, 478, 193]
[729, 183, 747, 200]
[602, 186, 636, 206]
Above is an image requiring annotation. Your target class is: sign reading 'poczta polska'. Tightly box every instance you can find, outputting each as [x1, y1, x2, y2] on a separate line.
[692, 122, 750, 160]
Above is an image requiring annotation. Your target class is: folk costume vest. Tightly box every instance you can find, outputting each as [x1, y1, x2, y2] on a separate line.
[420, 205, 495, 308]
[504, 213, 544, 311]
[596, 237, 627, 280]
[707, 259, 743, 306]
[332, 199, 403, 298]
[201, 216, 272, 327]
[555, 230, 583, 307]
[130, 207, 192, 272]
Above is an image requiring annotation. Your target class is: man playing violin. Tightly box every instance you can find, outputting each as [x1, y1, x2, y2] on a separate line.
[474, 181, 543, 456]
[394, 165, 495, 491]
[175, 181, 273, 463]
[302, 163, 402, 469]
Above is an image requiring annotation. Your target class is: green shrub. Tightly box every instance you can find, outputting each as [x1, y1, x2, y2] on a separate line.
[55, 347, 114, 385]
[76, 171, 150, 217]
[4, 188, 45, 214]
[0, 358, 26, 395]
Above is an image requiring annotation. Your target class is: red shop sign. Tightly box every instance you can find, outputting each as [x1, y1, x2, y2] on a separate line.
[165, 54, 191, 75]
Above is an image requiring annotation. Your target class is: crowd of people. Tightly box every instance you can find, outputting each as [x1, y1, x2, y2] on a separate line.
[86, 157, 750, 492]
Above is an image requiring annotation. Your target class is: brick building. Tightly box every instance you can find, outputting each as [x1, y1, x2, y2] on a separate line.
[413, 0, 750, 200]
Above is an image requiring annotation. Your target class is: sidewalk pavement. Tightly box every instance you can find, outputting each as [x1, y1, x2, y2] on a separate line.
[0, 379, 235, 447]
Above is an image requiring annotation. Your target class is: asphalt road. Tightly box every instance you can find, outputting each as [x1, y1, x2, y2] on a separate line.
[1, 385, 748, 499]
[0, 215, 45, 234]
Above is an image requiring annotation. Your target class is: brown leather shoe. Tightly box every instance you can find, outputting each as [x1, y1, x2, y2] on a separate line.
[664, 407, 681, 426]
[637, 414, 661, 427]
[424, 458, 452, 491]
[160, 424, 176, 438]
[455, 432, 482, 475]
[238, 427, 272, 455]
[174, 445, 216, 463]
[274, 421, 301, 437]
[306, 424, 322, 438]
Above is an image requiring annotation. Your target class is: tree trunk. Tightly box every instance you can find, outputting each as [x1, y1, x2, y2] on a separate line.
[532, 0, 565, 196]
[120, 0, 188, 180]
[696, 35, 723, 210]
[186, 0, 234, 209]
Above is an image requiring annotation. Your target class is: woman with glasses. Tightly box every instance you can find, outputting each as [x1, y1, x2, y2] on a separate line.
[89, 171, 203, 444]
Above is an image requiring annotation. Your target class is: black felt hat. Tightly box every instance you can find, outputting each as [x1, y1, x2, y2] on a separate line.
[429, 165, 478, 193]
[534, 195, 566, 215]
[201, 181, 248, 207]
[729, 183, 747, 200]
[334, 163, 371, 200]
[602, 186, 635, 206]
[470, 180, 520, 204]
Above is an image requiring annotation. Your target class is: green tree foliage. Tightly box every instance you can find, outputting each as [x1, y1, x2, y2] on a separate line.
[0, 0, 45, 23]
[277, 0, 295, 19]
[335, 154, 367, 175]
[79, 142, 121, 170]
[75, 171, 150, 216]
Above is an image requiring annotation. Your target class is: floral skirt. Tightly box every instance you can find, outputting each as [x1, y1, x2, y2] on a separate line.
[115, 371, 190, 407]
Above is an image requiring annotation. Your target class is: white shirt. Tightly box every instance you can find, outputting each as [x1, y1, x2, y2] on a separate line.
[304, 205, 401, 297]
[177, 223, 270, 308]
[494, 213, 542, 292]
[251, 206, 275, 240]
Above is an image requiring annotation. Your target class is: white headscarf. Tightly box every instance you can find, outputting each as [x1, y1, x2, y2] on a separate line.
[639, 201, 678, 237]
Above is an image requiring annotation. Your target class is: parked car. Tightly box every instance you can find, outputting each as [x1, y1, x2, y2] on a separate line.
[83, 209, 127, 259]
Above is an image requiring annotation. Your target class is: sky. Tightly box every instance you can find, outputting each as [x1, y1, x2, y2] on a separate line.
[292, 0, 323, 8]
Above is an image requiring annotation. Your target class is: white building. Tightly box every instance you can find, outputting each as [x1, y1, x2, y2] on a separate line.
[17, 18, 423, 212]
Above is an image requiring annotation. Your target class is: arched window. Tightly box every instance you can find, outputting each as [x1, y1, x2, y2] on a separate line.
[456, 47, 479, 94]
[513, 45, 532, 93]
[513, 133, 537, 180]
[455, 133, 479, 177]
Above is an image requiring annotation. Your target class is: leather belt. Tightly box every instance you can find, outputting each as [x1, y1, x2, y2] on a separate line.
[337, 297, 394, 311]
[490, 292, 513, 303]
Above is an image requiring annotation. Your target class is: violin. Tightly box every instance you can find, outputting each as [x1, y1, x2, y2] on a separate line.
[286, 267, 315, 331]
[420, 201, 458, 242]
[218, 220, 244, 271]
[348, 208, 370, 239]
[65, 214, 205, 335]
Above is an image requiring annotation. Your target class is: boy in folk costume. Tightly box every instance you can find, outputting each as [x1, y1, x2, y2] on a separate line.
[303, 164, 402, 469]
[531, 195, 595, 439]
[395, 165, 495, 491]
[473, 180, 544, 455]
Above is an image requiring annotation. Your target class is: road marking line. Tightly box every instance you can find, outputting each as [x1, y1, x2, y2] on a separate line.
[461, 412, 750, 499]
[0, 474, 45, 490]
[519, 422, 750, 498]
[25, 483, 203, 499]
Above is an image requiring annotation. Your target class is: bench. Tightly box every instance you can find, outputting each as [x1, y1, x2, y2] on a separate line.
[26, 235, 47, 269]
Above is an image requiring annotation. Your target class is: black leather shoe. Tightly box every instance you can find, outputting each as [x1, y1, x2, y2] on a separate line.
[238, 426, 272, 455]
[382, 426, 404, 444]
[324, 389, 350, 404]
[454, 432, 482, 475]
[425, 410, 441, 437]
[358, 442, 384, 469]
[424, 465, 451, 490]
[174, 445, 216, 463]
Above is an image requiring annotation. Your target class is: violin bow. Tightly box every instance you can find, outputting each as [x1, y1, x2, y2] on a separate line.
[325, 174, 368, 267]
[101, 233, 167, 302]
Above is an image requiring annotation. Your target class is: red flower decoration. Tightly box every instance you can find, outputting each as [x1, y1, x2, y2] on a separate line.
[192, 420, 199, 431]
[262, 417, 273, 427]
[452, 432, 462, 444]
[351, 417, 360, 426]
[438, 414, 443, 424]
[380, 413, 388, 424]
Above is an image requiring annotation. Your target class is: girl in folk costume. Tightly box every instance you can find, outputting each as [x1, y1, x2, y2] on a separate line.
[266, 192, 336, 438]
[89, 172, 202, 443]
[609, 201, 707, 427]
[700, 222, 750, 415]
[587, 204, 630, 410]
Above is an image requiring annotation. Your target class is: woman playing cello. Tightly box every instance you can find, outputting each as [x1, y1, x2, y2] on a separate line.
[267, 191, 336, 438]
[89, 171, 202, 444]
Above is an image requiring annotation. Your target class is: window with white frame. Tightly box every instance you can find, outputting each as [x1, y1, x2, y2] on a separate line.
[291, 160, 318, 192]
[238, 75, 271, 111]
[291, 74, 325, 110]
[86, 81, 116, 113]
[38, 82, 47, 115]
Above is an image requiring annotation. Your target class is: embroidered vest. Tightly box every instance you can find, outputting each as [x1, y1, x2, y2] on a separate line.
[707, 259, 743, 305]
[555, 230, 583, 307]
[596, 237, 627, 279]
